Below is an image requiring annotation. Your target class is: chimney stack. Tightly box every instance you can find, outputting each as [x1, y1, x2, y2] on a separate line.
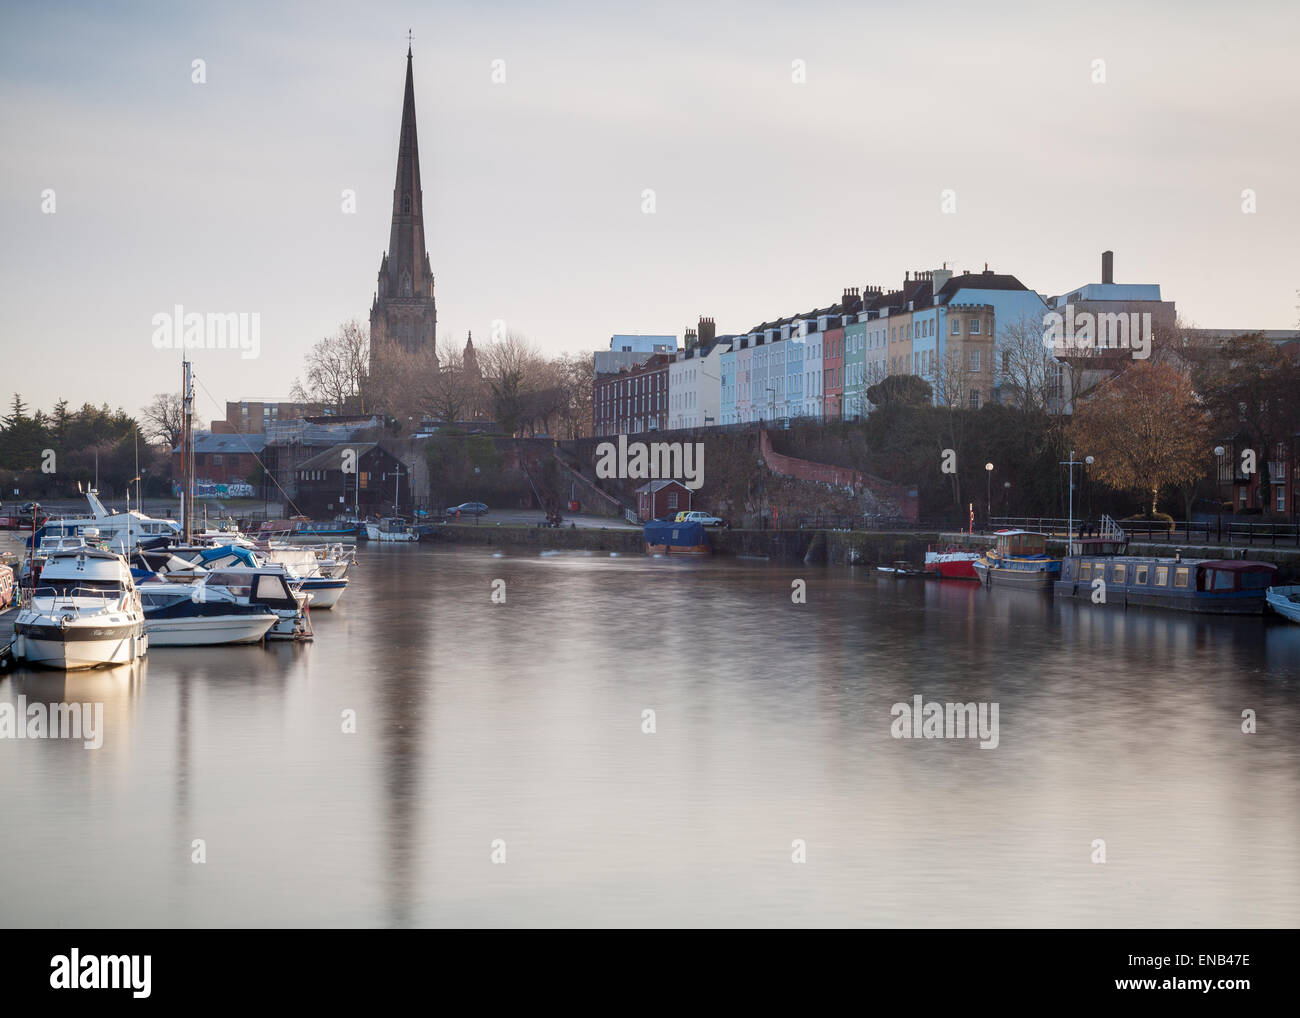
[1102, 250, 1114, 284]
[697, 316, 715, 345]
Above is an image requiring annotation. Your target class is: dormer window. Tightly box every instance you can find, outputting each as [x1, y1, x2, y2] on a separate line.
[402, 194, 412, 214]
[399, 271, 412, 297]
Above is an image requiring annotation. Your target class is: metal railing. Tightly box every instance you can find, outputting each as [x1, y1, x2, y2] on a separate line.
[20, 587, 126, 614]
[990, 516, 1300, 547]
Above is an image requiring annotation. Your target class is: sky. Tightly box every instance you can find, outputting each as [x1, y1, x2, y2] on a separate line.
[2, 0, 1298, 418]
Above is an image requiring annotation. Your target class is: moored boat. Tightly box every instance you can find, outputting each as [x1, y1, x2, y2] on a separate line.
[191, 544, 349, 609]
[1266, 585, 1300, 623]
[877, 560, 927, 577]
[1056, 555, 1277, 615]
[364, 517, 419, 542]
[32, 490, 181, 553]
[8, 548, 149, 669]
[138, 585, 278, 646]
[644, 519, 710, 556]
[925, 545, 981, 580]
[972, 530, 1060, 590]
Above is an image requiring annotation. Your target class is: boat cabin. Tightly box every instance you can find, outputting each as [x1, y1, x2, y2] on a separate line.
[994, 530, 1048, 558]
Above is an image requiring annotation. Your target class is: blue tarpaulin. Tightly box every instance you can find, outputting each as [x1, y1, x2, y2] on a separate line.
[643, 520, 707, 547]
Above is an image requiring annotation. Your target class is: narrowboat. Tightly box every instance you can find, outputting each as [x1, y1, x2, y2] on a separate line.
[1055, 555, 1277, 615]
[258, 517, 359, 541]
[644, 519, 710, 556]
[971, 530, 1061, 590]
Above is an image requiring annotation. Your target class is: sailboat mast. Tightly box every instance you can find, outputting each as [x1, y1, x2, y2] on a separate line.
[182, 359, 194, 543]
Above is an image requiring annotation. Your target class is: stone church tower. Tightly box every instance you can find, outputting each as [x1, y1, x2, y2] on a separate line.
[370, 44, 437, 371]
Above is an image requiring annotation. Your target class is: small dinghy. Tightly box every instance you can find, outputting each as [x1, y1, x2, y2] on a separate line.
[876, 560, 926, 578]
[1265, 585, 1300, 623]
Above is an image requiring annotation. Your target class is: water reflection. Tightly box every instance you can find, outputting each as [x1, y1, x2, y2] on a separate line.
[1, 545, 1297, 927]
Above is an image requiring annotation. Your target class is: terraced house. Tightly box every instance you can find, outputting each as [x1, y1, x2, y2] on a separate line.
[592, 256, 1131, 428]
[668, 318, 731, 430]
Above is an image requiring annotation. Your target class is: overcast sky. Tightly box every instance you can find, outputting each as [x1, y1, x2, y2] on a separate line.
[2, 0, 1298, 418]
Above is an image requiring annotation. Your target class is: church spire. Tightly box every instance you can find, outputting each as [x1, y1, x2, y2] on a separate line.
[370, 42, 438, 367]
[386, 42, 426, 289]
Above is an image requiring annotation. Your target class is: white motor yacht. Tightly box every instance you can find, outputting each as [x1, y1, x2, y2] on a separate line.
[8, 547, 148, 669]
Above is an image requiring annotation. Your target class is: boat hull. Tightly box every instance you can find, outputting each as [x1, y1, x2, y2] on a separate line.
[973, 560, 1058, 590]
[11, 620, 148, 670]
[364, 524, 418, 542]
[645, 543, 709, 556]
[1054, 582, 1267, 615]
[925, 552, 980, 580]
[299, 579, 347, 609]
[145, 613, 277, 646]
[1266, 586, 1300, 623]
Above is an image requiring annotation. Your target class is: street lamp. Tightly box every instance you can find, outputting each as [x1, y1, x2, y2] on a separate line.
[985, 462, 994, 525]
[1213, 445, 1225, 535]
[1003, 480, 1011, 516]
[1061, 450, 1093, 550]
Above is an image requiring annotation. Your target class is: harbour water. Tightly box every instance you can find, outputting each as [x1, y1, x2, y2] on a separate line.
[2, 543, 1298, 927]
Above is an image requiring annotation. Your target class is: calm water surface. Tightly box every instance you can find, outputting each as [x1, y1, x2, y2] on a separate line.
[2, 542, 1298, 927]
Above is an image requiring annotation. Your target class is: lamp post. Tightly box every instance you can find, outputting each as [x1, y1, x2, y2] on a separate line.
[985, 462, 994, 526]
[1061, 450, 1093, 551]
[1213, 445, 1225, 538]
[1003, 480, 1011, 516]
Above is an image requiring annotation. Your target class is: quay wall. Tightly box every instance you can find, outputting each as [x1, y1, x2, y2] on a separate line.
[435, 524, 943, 566]
[435, 524, 1297, 578]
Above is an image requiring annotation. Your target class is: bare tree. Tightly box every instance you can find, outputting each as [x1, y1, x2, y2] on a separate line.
[291, 320, 370, 412]
[999, 314, 1058, 414]
[479, 332, 542, 436]
[422, 346, 473, 425]
[140, 393, 187, 448]
[365, 338, 439, 429]
[932, 350, 971, 409]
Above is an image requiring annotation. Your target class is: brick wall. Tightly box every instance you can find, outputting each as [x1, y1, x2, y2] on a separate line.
[759, 428, 918, 522]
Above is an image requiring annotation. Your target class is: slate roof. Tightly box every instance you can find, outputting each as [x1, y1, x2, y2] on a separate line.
[294, 443, 381, 474]
[635, 479, 691, 493]
[175, 432, 268, 455]
[935, 270, 1029, 302]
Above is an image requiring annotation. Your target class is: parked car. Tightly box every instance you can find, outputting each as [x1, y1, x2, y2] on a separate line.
[446, 502, 489, 516]
[679, 511, 725, 527]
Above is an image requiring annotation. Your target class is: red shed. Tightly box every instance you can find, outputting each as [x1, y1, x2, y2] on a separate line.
[636, 480, 692, 521]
